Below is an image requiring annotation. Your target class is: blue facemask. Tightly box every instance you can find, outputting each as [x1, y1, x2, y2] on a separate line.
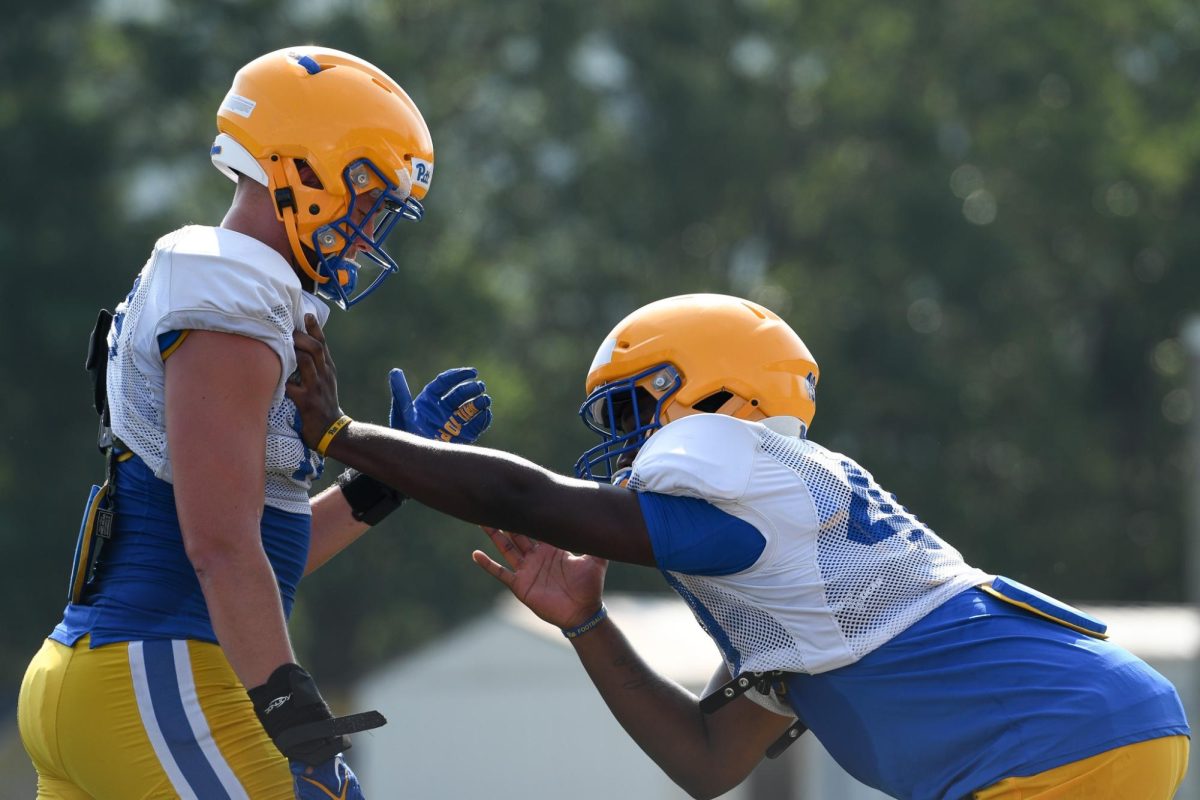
[574, 364, 681, 483]
[311, 158, 424, 309]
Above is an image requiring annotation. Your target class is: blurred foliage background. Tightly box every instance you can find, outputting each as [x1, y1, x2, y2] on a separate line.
[3, 0, 1199, 704]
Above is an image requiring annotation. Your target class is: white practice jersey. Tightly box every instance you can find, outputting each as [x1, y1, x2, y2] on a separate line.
[629, 414, 990, 677]
[106, 225, 330, 515]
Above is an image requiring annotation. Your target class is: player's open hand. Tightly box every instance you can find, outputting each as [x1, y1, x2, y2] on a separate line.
[472, 527, 607, 630]
[286, 314, 345, 449]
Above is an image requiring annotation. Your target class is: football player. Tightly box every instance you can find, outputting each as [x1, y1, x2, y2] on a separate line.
[285, 293, 1188, 799]
[18, 47, 490, 799]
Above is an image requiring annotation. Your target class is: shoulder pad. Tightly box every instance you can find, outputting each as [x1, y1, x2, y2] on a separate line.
[161, 227, 300, 318]
[152, 227, 303, 373]
[629, 415, 761, 501]
[134, 227, 309, 392]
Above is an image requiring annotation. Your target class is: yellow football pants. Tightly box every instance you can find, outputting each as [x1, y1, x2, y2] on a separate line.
[18, 636, 293, 799]
[974, 734, 1189, 799]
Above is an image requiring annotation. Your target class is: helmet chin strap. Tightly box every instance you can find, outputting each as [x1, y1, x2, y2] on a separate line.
[266, 156, 328, 287]
[282, 208, 325, 286]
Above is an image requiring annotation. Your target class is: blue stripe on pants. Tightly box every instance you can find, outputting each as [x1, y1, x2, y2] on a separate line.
[142, 640, 232, 799]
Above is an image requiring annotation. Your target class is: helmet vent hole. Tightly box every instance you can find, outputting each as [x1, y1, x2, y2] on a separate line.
[750, 398, 759, 406]
[741, 302, 767, 319]
[294, 159, 324, 189]
[694, 391, 734, 413]
[372, 77, 395, 94]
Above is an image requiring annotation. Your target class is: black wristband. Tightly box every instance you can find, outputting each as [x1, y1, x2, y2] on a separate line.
[248, 663, 345, 765]
[336, 468, 405, 526]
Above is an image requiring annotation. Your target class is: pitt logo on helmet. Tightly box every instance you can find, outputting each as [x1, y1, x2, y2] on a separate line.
[211, 47, 434, 309]
[411, 158, 434, 188]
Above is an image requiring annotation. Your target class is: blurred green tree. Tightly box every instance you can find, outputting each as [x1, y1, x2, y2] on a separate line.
[4, 0, 1199, 700]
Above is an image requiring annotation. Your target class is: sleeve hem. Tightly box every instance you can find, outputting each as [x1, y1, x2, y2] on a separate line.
[156, 309, 290, 394]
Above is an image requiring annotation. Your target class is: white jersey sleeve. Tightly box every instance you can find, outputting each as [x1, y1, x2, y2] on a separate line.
[131, 227, 314, 396]
[628, 414, 757, 501]
[107, 226, 330, 514]
[153, 256, 295, 388]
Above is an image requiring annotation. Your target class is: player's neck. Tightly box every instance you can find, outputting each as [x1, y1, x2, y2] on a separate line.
[220, 180, 306, 284]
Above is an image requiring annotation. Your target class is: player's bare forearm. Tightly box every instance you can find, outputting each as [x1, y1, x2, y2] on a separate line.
[568, 618, 790, 799]
[180, 507, 295, 689]
[323, 422, 655, 565]
[189, 539, 296, 686]
[167, 329, 296, 688]
[305, 484, 370, 575]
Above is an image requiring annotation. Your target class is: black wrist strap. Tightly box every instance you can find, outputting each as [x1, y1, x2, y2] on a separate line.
[249, 663, 388, 765]
[273, 710, 388, 754]
[337, 468, 405, 525]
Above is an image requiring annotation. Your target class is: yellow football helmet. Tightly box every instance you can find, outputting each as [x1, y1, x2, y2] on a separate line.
[576, 294, 819, 482]
[211, 46, 434, 308]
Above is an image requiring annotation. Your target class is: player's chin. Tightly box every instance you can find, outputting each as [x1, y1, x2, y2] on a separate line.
[615, 450, 638, 471]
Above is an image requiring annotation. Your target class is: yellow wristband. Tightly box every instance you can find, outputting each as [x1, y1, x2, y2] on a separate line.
[316, 414, 353, 458]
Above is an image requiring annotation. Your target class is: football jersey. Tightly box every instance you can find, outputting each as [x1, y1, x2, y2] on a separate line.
[106, 224, 329, 515]
[635, 414, 1188, 798]
[51, 225, 323, 646]
[629, 413, 990, 676]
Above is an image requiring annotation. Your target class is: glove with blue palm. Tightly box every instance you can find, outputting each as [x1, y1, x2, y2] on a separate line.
[292, 754, 364, 800]
[337, 367, 492, 525]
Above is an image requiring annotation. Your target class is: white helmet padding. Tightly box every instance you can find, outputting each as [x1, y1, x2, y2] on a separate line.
[210, 133, 269, 186]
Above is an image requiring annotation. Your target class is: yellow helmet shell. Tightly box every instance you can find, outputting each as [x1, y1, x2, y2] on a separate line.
[212, 47, 433, 282]
[585, 293, 819, 429]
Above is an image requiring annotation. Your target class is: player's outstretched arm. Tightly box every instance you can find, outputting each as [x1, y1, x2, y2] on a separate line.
[287, 315, 655, 566]
[474, 528, 793, 799]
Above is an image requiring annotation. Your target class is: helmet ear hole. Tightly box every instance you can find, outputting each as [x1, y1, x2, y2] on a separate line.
[294, 159, 324, 189]
[693, 390, 734, 413]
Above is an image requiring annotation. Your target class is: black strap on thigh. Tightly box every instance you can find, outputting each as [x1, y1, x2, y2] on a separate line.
[700, 669, 808, 758]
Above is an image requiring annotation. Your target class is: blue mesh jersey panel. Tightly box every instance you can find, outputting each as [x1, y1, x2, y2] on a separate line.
[52, 455, 310, 647]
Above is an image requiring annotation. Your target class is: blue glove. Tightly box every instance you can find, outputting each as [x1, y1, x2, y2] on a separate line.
[389, 367, 493, 443]
[291, 754, 365, 799]
[333, 367, 492, 526]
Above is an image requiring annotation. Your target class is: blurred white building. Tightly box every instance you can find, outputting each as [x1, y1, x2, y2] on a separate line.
[353, 594, 1200, 799]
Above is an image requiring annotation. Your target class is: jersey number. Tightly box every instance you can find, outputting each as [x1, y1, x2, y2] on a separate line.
[841, 460, 940, 549]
